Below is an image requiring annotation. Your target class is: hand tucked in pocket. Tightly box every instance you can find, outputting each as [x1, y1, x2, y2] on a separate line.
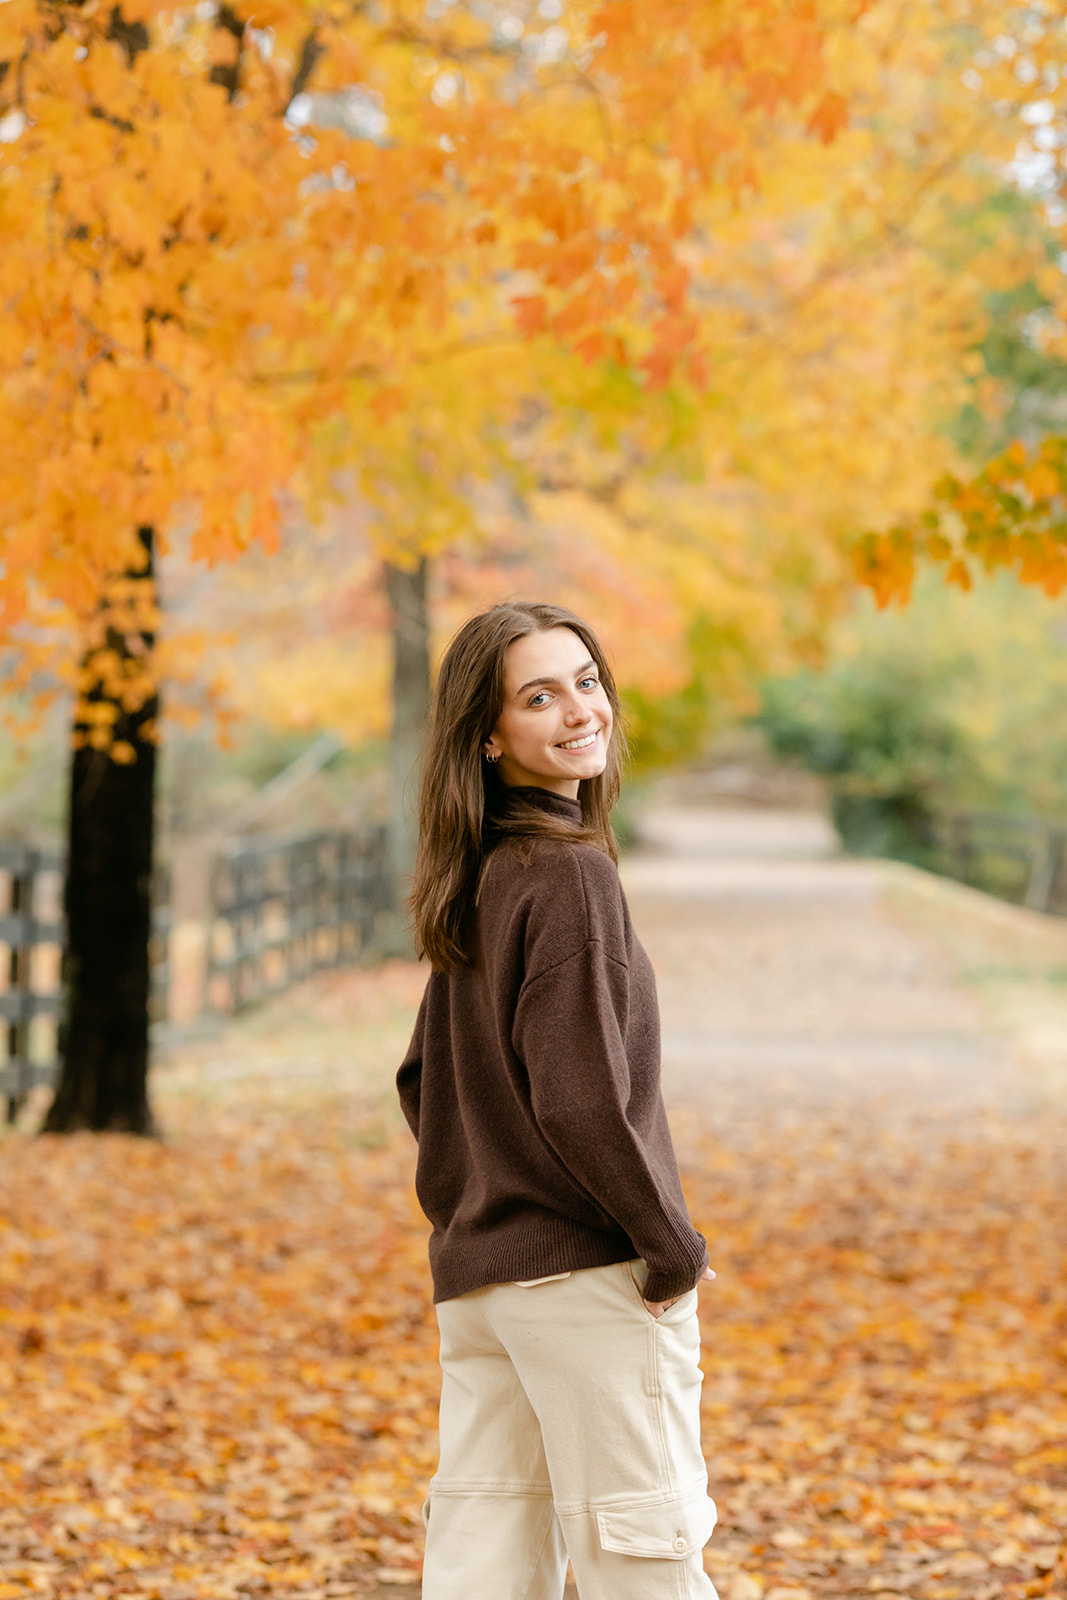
[643, 1266, 716, 1318]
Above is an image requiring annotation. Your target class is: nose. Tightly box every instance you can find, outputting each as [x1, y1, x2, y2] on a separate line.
[563, 699, 592, 726]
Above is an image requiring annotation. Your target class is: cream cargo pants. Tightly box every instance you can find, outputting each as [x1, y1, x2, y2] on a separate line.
[422, 1259, 719, 1600]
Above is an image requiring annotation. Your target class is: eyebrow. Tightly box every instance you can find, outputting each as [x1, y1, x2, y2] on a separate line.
[514, 659, 598, 697]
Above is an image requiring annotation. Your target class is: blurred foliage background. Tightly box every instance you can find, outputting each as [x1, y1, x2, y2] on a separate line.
[756, 575, 1067, 860]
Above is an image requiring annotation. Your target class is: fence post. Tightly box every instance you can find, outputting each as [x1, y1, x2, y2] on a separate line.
[949, 812, 974, 883]
[5, 857, 33, 1124]
[1025, 827, 1065, 913]
[200, 825, 390, 1017]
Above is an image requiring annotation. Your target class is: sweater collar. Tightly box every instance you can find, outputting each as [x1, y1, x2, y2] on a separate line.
[507, 785, 583, 823]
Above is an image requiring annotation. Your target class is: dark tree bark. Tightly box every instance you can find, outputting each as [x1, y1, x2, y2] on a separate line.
[384, 558, 431, 937]
[43, 527, 159, 1135]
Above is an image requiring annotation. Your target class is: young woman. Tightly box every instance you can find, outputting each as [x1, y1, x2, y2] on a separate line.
[397, 601, 719, 1600]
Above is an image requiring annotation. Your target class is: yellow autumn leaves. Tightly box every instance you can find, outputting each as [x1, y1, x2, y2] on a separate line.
[3, 0, 1067, 743]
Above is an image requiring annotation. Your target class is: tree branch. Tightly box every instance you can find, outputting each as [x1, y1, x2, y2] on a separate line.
[107, 5, 149, 66]
[209, 4, 245, 102]
[250, 330, 524, 386]
[289, 27, 325, 102]
[73, 310, 191, 396]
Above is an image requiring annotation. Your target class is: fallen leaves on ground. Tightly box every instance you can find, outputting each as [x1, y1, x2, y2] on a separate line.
[0, 1100, 434, 1598]
[1, 1093, 1066, 1599]
[675, 1105, 1067, 1600]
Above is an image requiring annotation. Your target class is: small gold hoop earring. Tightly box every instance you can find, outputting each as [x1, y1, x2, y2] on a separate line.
[484, 750, 500, 764]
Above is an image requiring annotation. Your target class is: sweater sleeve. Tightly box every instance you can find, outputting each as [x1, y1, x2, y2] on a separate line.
[396, 990, 427, 1141]
[513, 870, 708, 1304]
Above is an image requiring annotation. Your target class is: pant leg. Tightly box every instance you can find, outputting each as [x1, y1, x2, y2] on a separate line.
[486, 1261, 719, 1600]
[422, 1285, 569, 1600]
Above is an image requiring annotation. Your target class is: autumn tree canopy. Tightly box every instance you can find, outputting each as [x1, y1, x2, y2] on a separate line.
[0, 0, 859, 712]
[5, 0, 1067, 752]
[144, 0, 1067, 769]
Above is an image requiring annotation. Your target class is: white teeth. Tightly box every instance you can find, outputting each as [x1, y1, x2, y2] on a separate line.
[559, 731, 598, 751]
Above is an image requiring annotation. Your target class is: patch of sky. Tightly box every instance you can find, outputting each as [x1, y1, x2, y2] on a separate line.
[248, 26, 274, 60]
[523, 24, 568, 62]
[0, 110, 25, 143]
[1011, 137, 1057, 194]
[1021, 99, 1056, 125]
[287, 93, 314, 128]
[286, 87, 389, 144]
[538, 0, 562, 16]
[1020, 307, 1066, 347]
[432, 72, 461, 105]
[1011, 98, 1063, 194]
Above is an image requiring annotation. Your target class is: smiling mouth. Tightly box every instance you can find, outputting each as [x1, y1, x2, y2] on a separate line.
[557, 729, 600, 752]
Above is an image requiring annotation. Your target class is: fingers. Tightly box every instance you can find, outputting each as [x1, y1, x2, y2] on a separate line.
[642, 1271, 717, 1317]
[643, 1295, 681, 1317]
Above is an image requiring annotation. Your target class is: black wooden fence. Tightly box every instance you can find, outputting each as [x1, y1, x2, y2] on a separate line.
[1, 822, 390, 1116]
[0, 844, 63, 1115]
[931, 812, 1067, 915]
[202, 826, 390, 1014]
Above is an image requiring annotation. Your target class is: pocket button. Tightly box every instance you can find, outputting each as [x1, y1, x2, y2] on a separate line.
[673, 1535, 687, 1553]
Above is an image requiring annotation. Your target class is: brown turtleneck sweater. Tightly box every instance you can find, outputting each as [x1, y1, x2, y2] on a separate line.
[396, 787, 708, 1305]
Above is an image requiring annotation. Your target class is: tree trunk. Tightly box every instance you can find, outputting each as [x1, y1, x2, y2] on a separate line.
[43, 527, 159, 1135]
[384, 558, 430, 941]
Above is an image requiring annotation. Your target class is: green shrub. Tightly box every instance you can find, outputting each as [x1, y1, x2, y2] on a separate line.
[755, 574, 1067, 859]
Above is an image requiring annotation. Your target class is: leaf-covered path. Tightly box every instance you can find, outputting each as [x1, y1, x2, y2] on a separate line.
[2, 802, 1065, 1600]
[622, 801, 1067, 1600]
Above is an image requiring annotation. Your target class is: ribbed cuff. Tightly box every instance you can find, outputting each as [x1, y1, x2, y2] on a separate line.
[643, 1244, 709, 1306]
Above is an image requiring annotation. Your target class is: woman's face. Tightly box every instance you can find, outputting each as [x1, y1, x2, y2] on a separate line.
[485, 626, 614, 798]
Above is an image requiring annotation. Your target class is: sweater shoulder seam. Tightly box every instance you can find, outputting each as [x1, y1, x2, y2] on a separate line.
[522, 937, 630, 990]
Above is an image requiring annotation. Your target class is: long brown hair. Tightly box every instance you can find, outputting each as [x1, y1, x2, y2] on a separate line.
[411, 601, 623, 971]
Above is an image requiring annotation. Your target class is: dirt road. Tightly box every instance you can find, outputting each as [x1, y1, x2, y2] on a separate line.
[624, 803, 1019, 1122]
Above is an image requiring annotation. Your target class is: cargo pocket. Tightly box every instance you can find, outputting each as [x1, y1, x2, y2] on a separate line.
[596, 1484, 717, 1560]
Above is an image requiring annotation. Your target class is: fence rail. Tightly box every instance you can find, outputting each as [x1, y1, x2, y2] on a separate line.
[1, 822, 391, 1115]
[931, 811, 1067, 916]
[202, 825, 390, 1014]
[0, 844, 64, 1113]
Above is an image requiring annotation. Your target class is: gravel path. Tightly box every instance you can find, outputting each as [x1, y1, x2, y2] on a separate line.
[622, 803, 1017, 1123]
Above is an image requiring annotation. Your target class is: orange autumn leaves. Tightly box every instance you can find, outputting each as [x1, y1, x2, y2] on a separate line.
[676, 1111, 1067, 1599]
[858, 437, 1067, 608]
[2, 1092, 1066, 1599]
[8, 0, 1067, 752]
[0, 1113, 437, 1596]
[0, 0, 854, 649]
